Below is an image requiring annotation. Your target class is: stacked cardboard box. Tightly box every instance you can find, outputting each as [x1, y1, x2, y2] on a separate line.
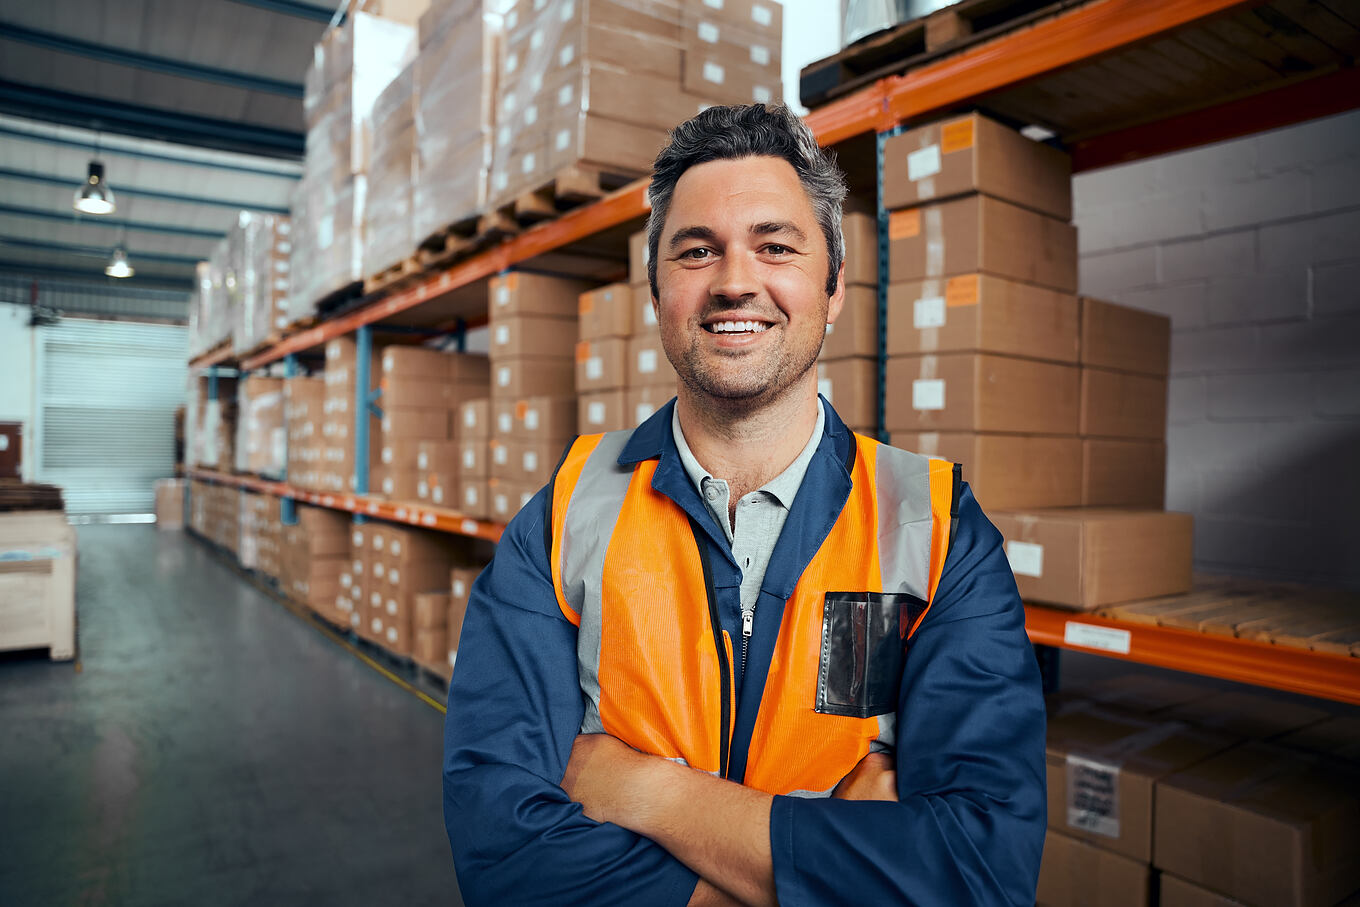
[1038, 693, 1357, 907]
[454, 397, 490, 517]
[337, 522, 477, 655]
[488, 396, 574, 522]
[235, 376, 287, 479]
[188, 375, 238, 471]
[188, 251, 231, 359]
[412, 0, 498, 244]
[282, 505, 351, 622]
[489, 0, 775, 211]
[321, 338, 382, 494]
[290, 12, 416, 324]
[188, 480, 241, 554]
[238, 492, 282, 579]
[285, 376, 326, 492]
[375, 345, 490, 500]
[409, 560, 492, 672]
[229, 211, 293, 353]
[362, 62, 418, 281]
[816, 201, 879, 433]
[154, 478, 184, 530]
[576, 232, 677, 434]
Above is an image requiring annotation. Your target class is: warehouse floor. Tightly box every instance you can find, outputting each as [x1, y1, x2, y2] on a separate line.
[0, 525, 462, 907]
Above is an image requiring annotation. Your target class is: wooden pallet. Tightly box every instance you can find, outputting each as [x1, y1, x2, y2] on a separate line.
[800, 0, 1083, 109]
[1100, 578, 1360, 658]
[313, 280, 365, 319]
[362, 254, 424, 297]
[416, 214, 482, 271]
[489, 164, 645, 232]
[0, 481, 64, 513]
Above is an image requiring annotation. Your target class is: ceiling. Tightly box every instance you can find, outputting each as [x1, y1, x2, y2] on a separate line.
[0, 0, 339, 297]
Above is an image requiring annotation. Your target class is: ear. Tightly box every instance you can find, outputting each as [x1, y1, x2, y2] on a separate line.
[825, 262, 846, 325]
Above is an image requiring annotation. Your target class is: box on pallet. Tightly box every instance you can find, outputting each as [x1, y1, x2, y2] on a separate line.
[894, 432, 1082, 510]
[1036, 829, 1151, 907]
[885, 353, 1080, 435]
[820, 285, 877, 361]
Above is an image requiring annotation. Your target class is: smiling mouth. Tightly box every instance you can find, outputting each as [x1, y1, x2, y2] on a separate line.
[703, 320, 771, 335]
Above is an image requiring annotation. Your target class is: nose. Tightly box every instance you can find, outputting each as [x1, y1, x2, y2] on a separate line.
[709, 247, 759, 302]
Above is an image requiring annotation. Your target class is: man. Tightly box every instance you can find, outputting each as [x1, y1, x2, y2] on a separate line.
[444, 104, 1046, 905]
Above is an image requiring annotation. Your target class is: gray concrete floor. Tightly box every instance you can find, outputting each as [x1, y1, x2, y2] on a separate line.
[0, 525, 462, 906]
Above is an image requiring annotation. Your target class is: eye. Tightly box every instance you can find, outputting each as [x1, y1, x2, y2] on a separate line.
[678, 247, 714, 261]
[762, 244, 792, 256]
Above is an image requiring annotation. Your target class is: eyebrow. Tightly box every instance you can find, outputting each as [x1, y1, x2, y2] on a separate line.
[751, 221, 807, 243]
[668, 225, 719, 251]
[667, 222, 808, 251]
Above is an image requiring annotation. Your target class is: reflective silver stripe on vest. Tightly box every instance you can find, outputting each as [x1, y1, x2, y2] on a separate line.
[561, 430, 634, 735]
[871, 441, 939, 760]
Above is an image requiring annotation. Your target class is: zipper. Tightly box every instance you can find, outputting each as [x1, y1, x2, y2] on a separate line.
[688, 515, 732, 779]
[740, 608, 753, 679]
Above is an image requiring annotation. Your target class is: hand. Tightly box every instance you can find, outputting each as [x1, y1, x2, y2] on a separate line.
[832, 751, 897, 802]
[561, 733, 646, 825]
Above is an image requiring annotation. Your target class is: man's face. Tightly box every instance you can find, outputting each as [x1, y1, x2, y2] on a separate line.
[654, 155, 844, 408]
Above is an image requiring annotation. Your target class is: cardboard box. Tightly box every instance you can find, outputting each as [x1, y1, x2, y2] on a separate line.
[579, 282, 634, 341]
[488, 438, 515, 481]
[815, 357, 877, 431]
[820, 285, 877, 361]
[381, 345, 451, 381]
[489, 271, 597, 318]
[1082, 440, 1166, 508]
[490, 314, 579, 359]
[458, 398, 490, 440]
[493, 357, 577, 399]
[1035, 830, 1152, 907]
[414, 625, 447, 663]
[629, 230, 649, 286]
[1158, 873, 1253, 907]
[376, 467, 421, 500]
[416, 439, 460, 474]
[1161, 691, 1330, 741]
[635, 283, 659, 334]
[842, 211, 877, 286]
[413, 591, 449, 629]
[1081, 368, 1168, 440]
[888, 195, 1078, 293]
[885, 353, 1080, 434]
[379, 439, 423, 471]
[626, 385, 673, 427]
[883, 113, 1073, 220]
[1055, 673, 1216, 716]
[681, 52, 779, 105]
[577, 337, 630, 392]
[893, 432, 1082, 510]
[1045, 702, 1239, 863]
[381, 407, 449, 441]
[580, 389, 629, 433]
[628, 334, 679, 388]
[458, 478, 488, 519]
[887, 274, 1079, 363]
[1276, 716, 1360, 762]
[1081, 298, 1171, 377]
[991, 508, 1194, 610]
[155, 479, 185, 529]
[379, 376, 455, 410]
[489, 479, 537, 522]
[459, 438, 487, 477]
[1154, 743, 1360, 907]
[514, 396, 577, 441]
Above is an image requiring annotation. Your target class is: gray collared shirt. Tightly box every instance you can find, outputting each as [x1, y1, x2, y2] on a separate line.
[672, 399, 826, 621]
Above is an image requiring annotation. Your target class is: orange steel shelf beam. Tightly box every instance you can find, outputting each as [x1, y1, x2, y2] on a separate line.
[1025, 604, 1360, 706]
[241, 181, 650, 371]
[190, 344, 237, 370]
[884, 0, 1259, 125]
[186, 468, 505, 543]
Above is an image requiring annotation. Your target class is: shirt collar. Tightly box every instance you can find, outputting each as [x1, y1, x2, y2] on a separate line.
[671, 396, 826, 510]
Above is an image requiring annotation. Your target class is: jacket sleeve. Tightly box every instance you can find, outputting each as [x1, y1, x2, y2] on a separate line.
[768, 483, 1047, 906]
[442, 489, 700, 906]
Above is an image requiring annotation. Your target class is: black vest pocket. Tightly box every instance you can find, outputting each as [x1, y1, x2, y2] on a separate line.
[815, 592, 927, 718]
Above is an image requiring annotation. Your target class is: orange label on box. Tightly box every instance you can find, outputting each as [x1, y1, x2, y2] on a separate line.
[514, 401, 528, 420]
[506, 273, 519, 291]
[889, 209, 921, 240]
[575, 341, 591, 362]
[941, 118, 975, 154]
[579, 294, 594, 315]
[946, 274, 980, 307]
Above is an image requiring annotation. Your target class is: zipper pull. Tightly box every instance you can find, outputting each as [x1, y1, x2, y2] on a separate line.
[741, 609, 754, 639]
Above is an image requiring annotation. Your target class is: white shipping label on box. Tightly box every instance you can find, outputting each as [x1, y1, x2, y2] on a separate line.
[586, 357, 604, 380]
[389, 568, 400, 585]
[638, 350, 658, 374]
[914, 296, 946, 329]
[387, 599, 398, 616]
[559, 45, 574, 66]
[497, 366, 511, 388]
[907, 144, 942, 182]
[453, 579, 467, 598]
[465, 486, 479, 506]
[505, 51, 519, 74]
[558, 84, 574, 108]
[560, 0, 575, 19]
[448, 649, 458, 669]
[496, 285, 510, 307]
[524, 104, 538, 126]
[750, 44, 770, 66]
[495, 325, 510, 346]
[386, 626, 398, 644]
[1066, 754, 1121, 839]
[417, 452, 429, 470]
[697, 21, 719, 42]
[418, 479, 429, 498]
[432, 486, 444, 504]
[635, 404, 652, 425]
[391, 540, 401, 556]
[464, 408, 478, 428]
[1065, 622, 1132, 655]
[555, 130, 571, 152]
[524, 408, 540, 431]
[753, 86, 772, 104]
[912, 378, 945, 411]
[462, 449, 475, 469]
[493, 445, 508, 465]
[1005, 540, 1044, 577]
[817, 377, 834, 403]
[587, 401, 606, 424]
[703, 61, 725, 85]
[523, 450, 538, 472]
[497, 413, 513, 434]
[751, 2, 772, 25]
[371, 617, 382, 633]
[382, 447, 394, 465]
[374, 563, 386, 578]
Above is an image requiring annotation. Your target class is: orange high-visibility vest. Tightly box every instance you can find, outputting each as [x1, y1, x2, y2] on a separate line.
[548, 428, 958, 796]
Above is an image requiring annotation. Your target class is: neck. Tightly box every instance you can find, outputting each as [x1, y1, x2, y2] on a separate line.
[676, 374, 820, 497]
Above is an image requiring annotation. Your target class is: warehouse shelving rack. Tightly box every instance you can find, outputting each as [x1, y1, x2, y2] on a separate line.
[188, 0, 1360, 704]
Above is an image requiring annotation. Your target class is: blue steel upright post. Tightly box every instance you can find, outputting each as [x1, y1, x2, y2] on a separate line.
[280, 354, 298, 526]
[354, 325, 372, 499]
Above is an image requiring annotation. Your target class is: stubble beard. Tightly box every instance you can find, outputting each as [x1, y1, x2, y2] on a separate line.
[665, 314, 826, 415]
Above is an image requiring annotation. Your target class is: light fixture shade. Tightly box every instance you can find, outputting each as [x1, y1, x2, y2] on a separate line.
[105, 246, 134, 278]
[75, 161, 116, 215]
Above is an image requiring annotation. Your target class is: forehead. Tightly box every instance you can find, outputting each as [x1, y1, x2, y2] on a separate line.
[666, 155, 817, 228]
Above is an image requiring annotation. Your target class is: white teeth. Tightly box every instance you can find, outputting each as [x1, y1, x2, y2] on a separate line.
[709, 320, 769, 334]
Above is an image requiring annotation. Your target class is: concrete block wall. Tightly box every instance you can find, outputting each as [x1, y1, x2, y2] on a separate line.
[1074, 110, 1360, 589]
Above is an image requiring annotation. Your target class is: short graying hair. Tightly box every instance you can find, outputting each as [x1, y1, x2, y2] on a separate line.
[646, 104, 847, 299]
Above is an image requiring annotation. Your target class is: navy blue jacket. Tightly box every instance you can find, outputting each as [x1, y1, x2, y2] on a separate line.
[443, 398, 1046, 905]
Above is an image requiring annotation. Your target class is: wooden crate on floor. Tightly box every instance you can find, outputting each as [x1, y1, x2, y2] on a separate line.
[0, 510, 76, 661]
